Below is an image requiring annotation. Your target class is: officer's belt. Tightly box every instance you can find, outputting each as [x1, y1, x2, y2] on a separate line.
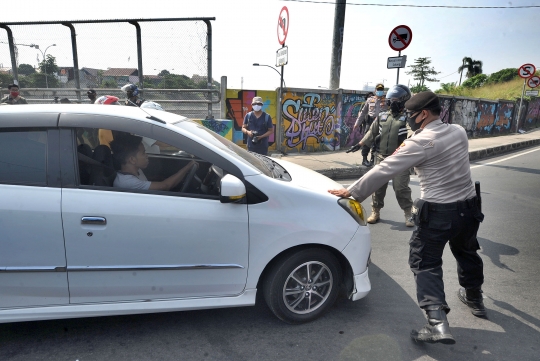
[428, 197, 478, 211]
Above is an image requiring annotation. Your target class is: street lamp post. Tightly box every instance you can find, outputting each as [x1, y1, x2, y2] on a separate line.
[32, 43, 56, 88]
[253, 63, 286, 88]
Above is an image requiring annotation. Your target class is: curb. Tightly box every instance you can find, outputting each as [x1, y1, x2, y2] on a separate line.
[316, 139, 540, 180]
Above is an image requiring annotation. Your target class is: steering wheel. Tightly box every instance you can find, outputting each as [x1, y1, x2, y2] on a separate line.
[180, 162, 199, 193]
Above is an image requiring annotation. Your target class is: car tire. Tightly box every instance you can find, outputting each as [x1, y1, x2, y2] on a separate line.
[263, 249, 342, 324]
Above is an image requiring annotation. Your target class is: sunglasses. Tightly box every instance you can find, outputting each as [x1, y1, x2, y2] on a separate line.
[253, 103, 263, 106]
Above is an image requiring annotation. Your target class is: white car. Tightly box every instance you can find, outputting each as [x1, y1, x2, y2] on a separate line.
[0, 104, 371, 324]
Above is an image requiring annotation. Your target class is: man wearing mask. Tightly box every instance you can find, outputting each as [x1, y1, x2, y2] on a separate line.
[353, 84, 388, 166]
[328, 91, 485, 344]
[1, 84, 28, 105]
[354, 84, 414, 227]
[242, 96, 274, 155]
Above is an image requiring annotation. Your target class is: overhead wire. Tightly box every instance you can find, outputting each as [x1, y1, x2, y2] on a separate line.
[281, 0, 540, 9]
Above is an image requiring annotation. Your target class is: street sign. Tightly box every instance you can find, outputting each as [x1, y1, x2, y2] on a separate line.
[527, 76, 540, 88]
[277, 6, 289, 45]
[388, 25, 412, 51]
[387, 55, 407, 69]
[525, 90, 539, 96]
[276, 46, 288, 67]
[518, 63, 536, 79]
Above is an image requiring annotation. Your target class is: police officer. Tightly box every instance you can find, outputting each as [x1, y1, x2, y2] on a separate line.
[353, 84, 388, 166]
[356, 84, 414, 227]
[328, 91, 485, 344]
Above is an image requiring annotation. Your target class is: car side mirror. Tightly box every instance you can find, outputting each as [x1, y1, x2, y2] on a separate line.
[220, 174, 246, 204]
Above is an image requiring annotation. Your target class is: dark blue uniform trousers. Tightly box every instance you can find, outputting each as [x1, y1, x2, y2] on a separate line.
[409, 200, 484, 309]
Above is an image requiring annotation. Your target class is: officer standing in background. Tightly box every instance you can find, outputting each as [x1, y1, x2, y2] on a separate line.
[353, 84, 388, 166]
[121, 84, 145, 107]
[87, 89, 97, 104]
[329, 91, 486, 344]
[355, 84, 414, 227]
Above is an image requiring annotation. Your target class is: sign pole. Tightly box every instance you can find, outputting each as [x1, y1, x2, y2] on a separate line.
[278, 43, 285, 153]
[396, 50, 401, 85]
[515, 79, 526, 133]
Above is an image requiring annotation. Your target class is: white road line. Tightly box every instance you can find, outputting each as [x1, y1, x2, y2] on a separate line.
[470, 147, 540, 169]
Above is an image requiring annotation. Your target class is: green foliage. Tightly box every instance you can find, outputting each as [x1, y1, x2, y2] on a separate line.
[485, 68, 518, 84]
[410, 83, 430, 93]
[101, 79, 118, 88]
[18, 64, 36, 75]
[0, 72, 13, 89]
[38, 55, 59, 76]
[435, 82, 458, 94]
[158, 69, 170, 76]
[24, 72, 60, 88]
[405, 57, 440, 87]
[461, 74, 488, 89]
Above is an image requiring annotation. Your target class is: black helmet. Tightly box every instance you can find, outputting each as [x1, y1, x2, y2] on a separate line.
[385, 84, 411, 113]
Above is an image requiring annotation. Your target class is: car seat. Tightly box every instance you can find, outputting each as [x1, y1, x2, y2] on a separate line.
[77, 144, 93, 185]
[89, 145, 116, 187]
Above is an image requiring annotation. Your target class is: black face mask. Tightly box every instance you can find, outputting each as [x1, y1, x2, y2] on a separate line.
[407, 111, 423, 132]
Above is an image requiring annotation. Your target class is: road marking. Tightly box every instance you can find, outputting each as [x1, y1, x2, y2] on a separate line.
[470, 147, 540, 169]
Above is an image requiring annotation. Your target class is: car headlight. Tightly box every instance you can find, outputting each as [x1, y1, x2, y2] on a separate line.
[338, 198, 367, 226]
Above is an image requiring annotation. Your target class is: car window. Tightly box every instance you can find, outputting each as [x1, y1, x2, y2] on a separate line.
[76, 127, 223, 198]
[0, 130, 47, 186]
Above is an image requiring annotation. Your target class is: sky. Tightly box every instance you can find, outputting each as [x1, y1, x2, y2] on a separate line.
[1, 0, 539, 92]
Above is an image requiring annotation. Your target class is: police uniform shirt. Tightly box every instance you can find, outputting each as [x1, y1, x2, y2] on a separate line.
[348, 119, 476, 203]
[355, 96, 387, 127]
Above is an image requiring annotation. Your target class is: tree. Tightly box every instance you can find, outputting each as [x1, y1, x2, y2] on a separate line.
[458, 57, 483, 85]
[410, 83, 430, 94]
[38, 54, 59, 76]
[461, 74, 487, 89]
[158, 69, 170, 76]
[25, 72, 59, 88]
[405, 57, 440, 87]
[18, 64, 36, 75]
[0, 72, 13, 89]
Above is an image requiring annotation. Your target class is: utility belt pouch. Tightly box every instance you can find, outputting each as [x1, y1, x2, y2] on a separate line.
[412, 198, 429, 225]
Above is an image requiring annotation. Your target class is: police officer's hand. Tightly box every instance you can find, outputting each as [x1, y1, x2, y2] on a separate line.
[328, 189, 351, 198]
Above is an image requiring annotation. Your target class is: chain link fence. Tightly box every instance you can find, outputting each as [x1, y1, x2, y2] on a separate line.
[0, 18, 220, 119]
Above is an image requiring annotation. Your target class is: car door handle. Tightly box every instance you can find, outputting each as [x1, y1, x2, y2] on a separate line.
[81, 216, 107, 225]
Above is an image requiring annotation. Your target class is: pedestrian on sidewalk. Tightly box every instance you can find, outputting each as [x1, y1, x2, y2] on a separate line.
[354, 84, 415, 227]
[328, 91, 486, 344]
[242, 96, 274, 156]
[353, 84, 388, 166]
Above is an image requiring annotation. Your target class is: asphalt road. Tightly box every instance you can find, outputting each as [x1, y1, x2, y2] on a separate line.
[1, 146, 539, 361]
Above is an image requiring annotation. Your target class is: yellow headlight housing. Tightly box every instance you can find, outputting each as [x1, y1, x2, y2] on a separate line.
[338, 198, 367, 226]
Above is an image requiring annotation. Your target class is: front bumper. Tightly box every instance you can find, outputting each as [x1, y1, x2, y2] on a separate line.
[349, 267, 371, 301]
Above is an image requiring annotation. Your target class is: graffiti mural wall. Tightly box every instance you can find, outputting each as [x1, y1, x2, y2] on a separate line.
[523, 97, 540, 130]
[451, 98, 478, 136]
[225, 89, 277, 150]
[439, 96, 453, 124]
[475, 101, 498, 137]
[340, 93, 366, 148]
[493, 101, 514, 135]
[192, 119, 233, 140]
[281, 90, 340, 152]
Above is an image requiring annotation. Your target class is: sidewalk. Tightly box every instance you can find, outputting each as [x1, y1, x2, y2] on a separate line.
[271, 128, 540, 180]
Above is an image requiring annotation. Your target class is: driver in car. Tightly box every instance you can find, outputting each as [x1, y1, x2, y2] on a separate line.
[110, 134, 197, 191]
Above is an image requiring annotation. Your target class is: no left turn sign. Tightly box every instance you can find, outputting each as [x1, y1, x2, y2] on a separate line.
[388, 25, 412, 51]
[277, 6, 289, 45]
[518, 63, 536, 79]
[527, 76, 540, 88]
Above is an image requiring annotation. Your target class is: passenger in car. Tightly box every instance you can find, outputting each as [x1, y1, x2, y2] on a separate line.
[110, 134, 197, 191]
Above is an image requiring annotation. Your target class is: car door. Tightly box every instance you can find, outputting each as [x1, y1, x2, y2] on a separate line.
[58, 116, 249, 304]
[0, 127, 69, 308]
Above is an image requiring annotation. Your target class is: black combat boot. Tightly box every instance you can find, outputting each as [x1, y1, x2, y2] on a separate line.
[410, 305, 456, 344]
[362, 156, 370, 167]
[368, 153, 375, 166]
[458, 288, 487, 317]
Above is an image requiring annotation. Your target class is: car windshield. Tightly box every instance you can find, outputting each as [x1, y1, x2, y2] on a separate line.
[171, 119, 273, 177]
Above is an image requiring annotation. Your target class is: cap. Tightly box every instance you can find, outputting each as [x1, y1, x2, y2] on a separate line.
[252, 96, 263, 105]
[404, 91, 440, 112]
[375, 83, 384, 90]
[87, 89, 96, 95]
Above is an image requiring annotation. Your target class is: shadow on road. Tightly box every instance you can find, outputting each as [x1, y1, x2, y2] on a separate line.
[478, 236, 519, 272]
[0, 264, 538, 361]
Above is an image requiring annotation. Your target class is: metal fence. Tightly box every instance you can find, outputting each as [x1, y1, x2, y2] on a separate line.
[0, 18, 219, 119]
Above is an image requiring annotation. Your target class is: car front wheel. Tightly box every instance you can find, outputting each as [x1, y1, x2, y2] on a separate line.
[263, 249, 342, 324]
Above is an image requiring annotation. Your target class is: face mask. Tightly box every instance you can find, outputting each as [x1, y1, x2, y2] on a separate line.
[407, 111, 424, 132]
[10, 91, 19, 98]
[252, 105, 262, 112]
[376, 91, 384, 97]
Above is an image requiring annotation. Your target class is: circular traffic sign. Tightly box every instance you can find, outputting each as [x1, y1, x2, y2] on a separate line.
[277, 6, 289, 45]
[388, 25, 412, 51]
[528, 76, 540, 88]
[518, 63, 536, 79]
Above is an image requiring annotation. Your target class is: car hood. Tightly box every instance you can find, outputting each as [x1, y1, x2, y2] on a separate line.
[271, 158, 345, 193]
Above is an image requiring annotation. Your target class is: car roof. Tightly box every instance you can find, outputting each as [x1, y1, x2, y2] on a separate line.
[0, 104, 189, 126]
